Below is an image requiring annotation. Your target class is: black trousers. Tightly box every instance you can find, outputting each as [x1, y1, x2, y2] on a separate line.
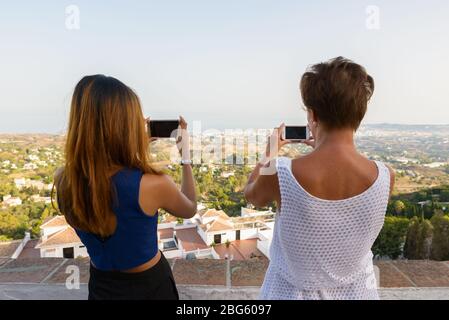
[88, 253, 179, 300]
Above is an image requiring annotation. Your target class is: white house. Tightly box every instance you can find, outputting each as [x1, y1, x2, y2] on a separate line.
[241, 207, 273, 217]
[34, 209, 275, 260]
[14, 178, 52, 191]
[27, 154, 39, 161]
[195, 208, 230, 225]
[221, 171, 235, 178]
[30, 195, 52, 204]
[197, 208, 275, 248]
[23, 163, 38, 170]
[157, 221, 218, 260]
[1, 195, 22, 207]
[36, 216, 87, 259]
[1, 160, 11, 168]
[14, 178, 26, 188]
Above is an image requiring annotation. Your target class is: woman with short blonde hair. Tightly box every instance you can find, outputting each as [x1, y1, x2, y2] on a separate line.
[245, 57, 394, 300]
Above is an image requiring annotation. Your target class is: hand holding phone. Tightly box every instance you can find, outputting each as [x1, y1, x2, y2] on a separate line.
[176, 116, 190, 161]
[148, 120, 180, 138]
[282, 126, 310, 141]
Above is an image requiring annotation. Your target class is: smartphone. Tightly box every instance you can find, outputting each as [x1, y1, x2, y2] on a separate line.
[282, 125, 309, 141]
[148, 120, 179, 138]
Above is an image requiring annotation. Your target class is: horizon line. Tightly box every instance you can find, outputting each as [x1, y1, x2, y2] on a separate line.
[1, 123, 449, 136]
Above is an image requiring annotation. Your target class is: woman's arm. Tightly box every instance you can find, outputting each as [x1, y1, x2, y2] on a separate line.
[244, 162, 279, 208]
[180, 161, 196, 208]
[244, 124, 290, 208]
[140, 116, 197, 218]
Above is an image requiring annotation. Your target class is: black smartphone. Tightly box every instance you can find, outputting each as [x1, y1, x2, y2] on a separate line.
[148, 120, 179, 138]
[282, 126, 309, 141]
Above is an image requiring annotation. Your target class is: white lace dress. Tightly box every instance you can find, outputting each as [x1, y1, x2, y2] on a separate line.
[259, 157, 390, 300]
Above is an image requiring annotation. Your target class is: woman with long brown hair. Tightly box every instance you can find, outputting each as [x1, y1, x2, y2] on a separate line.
[55, 75, 197, 300]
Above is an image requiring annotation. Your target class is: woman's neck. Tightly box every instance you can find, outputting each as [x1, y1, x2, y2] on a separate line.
[314, 127, 357, 152]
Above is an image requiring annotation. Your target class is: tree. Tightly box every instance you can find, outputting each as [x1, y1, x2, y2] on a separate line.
[409, 204, 419, 218]
[0, 235, 11, 242]
[393, 200, 406, 215]
[0, 210, 28, 239]
[372, 216, 410, 259]
[404, 216, 433, 259]
[440, 189, 449, 202]
[430, 211, 449, 261]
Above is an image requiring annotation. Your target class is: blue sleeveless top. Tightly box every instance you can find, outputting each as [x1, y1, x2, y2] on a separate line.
[75, 168, 159, 271]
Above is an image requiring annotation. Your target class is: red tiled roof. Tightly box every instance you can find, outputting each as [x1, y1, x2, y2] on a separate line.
[200, 209, 229, 220]
[175, 228, 208, 252]
[200, 217, 234, 232]
[36, 227, 81, 248]
[17, 239, 41, 259]
[217, 212, 231, 220]
[159, 228, 174, 240]
[40, 215, 68, 228]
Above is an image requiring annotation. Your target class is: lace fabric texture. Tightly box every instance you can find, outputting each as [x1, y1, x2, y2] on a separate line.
[259, 157, 390, 300]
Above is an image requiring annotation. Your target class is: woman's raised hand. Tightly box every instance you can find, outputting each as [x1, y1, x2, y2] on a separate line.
[178, 116, 188, 130]
[176, 116, 190, 160]
[300, 123, 316, 148]
[145, 117, 158, 143]
[261, 123, 292, 164]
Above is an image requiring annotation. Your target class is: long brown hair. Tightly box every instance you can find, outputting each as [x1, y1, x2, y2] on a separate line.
[56, 75, 159, 237]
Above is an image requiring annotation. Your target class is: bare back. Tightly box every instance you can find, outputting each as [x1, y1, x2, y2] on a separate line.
[291, 148, 380, 201]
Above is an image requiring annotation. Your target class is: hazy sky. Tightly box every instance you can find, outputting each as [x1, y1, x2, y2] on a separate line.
[0, 1, 448, 133]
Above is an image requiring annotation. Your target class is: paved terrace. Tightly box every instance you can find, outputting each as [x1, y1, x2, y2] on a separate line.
[0, 257, 449, 300]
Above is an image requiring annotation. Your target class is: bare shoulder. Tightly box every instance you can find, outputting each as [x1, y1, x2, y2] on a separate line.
[290, 153, 315, 175]
[141, 172, 173, 191]
[291, 154, 308, 166]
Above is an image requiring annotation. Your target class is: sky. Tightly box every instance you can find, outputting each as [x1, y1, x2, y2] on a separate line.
[0, 0, 448, 133]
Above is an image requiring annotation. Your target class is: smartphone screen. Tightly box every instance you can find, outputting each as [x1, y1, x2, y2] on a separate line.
[149, 120, 179, 138]
[284, 126, 308, 140]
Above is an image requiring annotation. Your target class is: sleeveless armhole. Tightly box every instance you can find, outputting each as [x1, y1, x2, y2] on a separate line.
[275, 157, 293, 213]
[373, 161, 391, 202]
[137, 172, 159, 218]
[136, 171, 148, 216]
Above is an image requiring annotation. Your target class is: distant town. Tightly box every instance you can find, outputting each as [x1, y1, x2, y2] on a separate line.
[1, 124, 449, 263]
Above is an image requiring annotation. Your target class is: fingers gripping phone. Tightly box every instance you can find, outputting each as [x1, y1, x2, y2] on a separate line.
[148, 120, 180, 138]
[282, 126, 310, 141]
